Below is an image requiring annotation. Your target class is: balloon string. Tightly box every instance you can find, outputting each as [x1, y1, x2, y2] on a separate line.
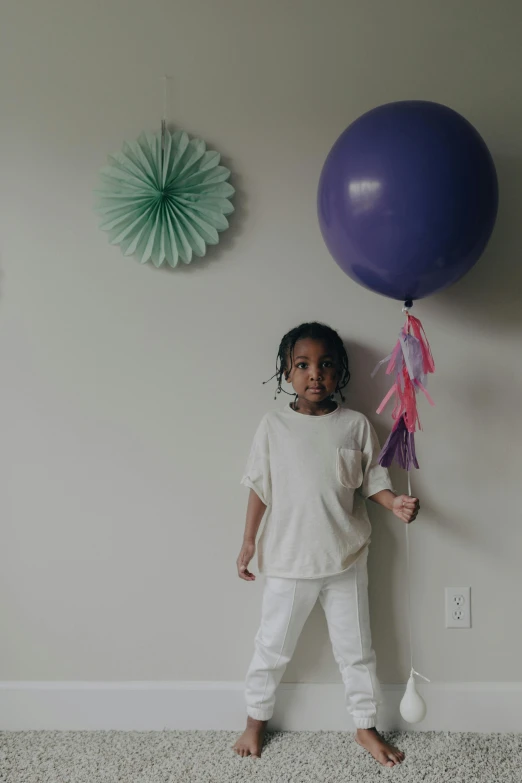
[397, 302, 430, 685]
[406, 470, 430, 683]
[162, 74, 168, 122]
[160, 75, 169, 151]
[406, 471, 413, 673]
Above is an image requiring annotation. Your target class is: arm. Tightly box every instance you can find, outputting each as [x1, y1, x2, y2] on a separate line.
[238, 415, 271, 580]
[236, 489, 266, 581]
[359, 418, 420, 524]
[369, 488, 420, 523]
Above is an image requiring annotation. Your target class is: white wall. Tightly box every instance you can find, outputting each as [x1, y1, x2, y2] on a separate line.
[0, 0, 521, 692]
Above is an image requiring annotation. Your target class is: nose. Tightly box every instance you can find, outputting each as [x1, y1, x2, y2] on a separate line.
[310, 367, 323, 381]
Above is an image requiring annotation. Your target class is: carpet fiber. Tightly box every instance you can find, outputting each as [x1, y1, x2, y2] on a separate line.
[1, 730, 521, 782]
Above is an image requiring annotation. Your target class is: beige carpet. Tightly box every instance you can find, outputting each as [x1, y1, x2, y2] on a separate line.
[1, 729, 521, 782]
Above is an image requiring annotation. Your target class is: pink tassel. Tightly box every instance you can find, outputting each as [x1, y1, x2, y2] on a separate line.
[376, 384, 397, 415]
[385, 340, 403, 375]
[415, 379, 435, 406]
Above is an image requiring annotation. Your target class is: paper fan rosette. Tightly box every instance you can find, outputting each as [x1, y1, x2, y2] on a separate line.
[94, 129, 235, 267]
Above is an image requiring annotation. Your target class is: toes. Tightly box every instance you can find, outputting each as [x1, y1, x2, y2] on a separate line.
[233, 743, 261, 759]
[380, 752, 395, 766]
[388, 744, 405, 762]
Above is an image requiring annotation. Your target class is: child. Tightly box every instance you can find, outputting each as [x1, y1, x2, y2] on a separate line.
[232, 322, 419, 768]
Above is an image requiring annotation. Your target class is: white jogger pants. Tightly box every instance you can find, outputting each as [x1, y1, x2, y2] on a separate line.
[245, 546, 383, 729]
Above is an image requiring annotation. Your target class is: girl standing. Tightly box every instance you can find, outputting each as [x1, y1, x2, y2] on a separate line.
[232, 322, 419, 768]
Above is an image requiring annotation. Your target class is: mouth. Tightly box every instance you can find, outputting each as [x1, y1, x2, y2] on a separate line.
[308, 387, 325, 393]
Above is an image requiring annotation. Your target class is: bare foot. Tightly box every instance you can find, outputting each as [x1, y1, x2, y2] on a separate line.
[232, 716, 267, 758]
[355, 727, 405, 767]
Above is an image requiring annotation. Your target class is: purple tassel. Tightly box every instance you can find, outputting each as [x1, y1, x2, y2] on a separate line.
[399, 332, 426, 384]
[378, 415, 420, 470]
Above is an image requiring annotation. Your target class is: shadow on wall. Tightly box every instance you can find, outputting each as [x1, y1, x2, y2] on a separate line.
[284, 341, 408, 685]
[282, 332, 499, 687]
[261, 155, 522, 690]
[433, 154, 522, 330]
[280, 149, 522, 682]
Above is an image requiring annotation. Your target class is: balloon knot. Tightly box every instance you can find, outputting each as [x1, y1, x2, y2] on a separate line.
[411, 667, 431, 683]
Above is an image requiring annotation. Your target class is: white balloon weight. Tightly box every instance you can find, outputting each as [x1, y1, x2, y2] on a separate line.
[400, 673, 427, 723]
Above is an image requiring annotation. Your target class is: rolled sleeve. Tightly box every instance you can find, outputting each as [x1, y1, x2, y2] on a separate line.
[360, 418, 395, 499]
[240, 415, 271, 506]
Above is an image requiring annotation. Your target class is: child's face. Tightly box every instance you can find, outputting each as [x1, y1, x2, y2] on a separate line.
[284, 338, 339, 403]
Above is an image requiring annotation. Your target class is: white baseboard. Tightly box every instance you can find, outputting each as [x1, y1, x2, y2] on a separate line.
[1, 681, 521, 732]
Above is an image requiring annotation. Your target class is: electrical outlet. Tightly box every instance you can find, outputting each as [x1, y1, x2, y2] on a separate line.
[445, 587, 471, 628]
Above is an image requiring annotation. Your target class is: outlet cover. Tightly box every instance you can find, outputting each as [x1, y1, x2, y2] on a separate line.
[445, 587, 471, 628]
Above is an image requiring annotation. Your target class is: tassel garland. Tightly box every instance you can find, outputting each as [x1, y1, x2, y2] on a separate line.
[373, 312, 435, 468]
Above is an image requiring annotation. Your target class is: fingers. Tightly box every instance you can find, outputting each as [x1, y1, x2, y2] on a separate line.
[237, 542, 256, 580]
[401, 496, 419, 509]
[238, 562, 256, 581]
[396, 496, 420, 518]
[400, 509, 419, 523]
[394, 502, 419, 523]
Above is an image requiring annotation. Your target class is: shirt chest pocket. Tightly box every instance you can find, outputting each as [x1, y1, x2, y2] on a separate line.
[336, 447, 363, 489]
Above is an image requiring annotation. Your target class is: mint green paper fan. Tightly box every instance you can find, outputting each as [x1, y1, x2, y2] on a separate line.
[94, 130, 235, 267]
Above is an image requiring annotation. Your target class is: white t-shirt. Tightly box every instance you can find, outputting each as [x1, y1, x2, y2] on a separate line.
[241, 402, 395, 579]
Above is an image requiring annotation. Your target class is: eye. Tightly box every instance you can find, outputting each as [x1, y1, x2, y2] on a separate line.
[322, 361, 334, 368]
[296, 362, 307, 369]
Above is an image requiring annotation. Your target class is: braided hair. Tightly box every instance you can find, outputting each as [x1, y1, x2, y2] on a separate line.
[263, 321, 350, 403]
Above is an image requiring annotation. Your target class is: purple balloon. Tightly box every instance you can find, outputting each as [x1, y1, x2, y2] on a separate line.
[317, 101, 498, 301]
